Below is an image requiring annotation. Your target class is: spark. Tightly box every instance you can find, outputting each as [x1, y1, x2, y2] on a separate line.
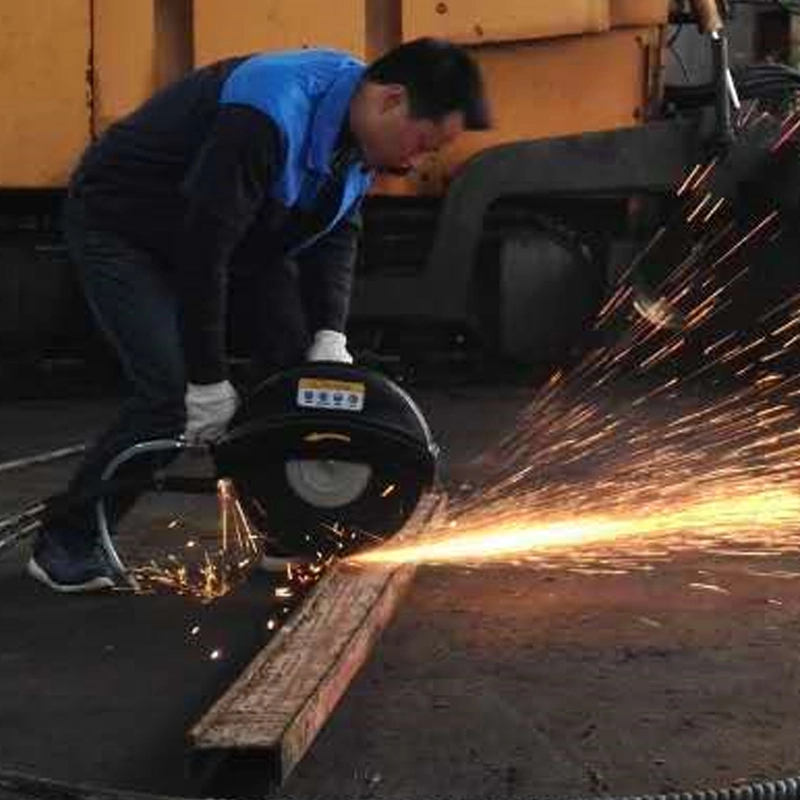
[688, 582, 731, 595]
[686, 192, 712, 223]
[702, 197, 726, 224]
[352, 490, 800, 566]
[771, 112, 800, 152]
[353, 118, 800, 576]
[209, 649, 223, 661]
[219, 478, 230, 552]
[677, 163, 703, 197]
[130, 479, 268, 602]
[707, 211, 780, 271]
[691, 157, 718, 192]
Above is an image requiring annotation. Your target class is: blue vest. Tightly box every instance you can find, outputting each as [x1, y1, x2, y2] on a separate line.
[220, 50, 373, 252]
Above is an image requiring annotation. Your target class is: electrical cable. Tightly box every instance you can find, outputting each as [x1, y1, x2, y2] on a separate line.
[668, 22, 693, 83]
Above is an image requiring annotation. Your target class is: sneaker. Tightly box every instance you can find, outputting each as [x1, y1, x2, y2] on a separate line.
[27, 531, 116, 593]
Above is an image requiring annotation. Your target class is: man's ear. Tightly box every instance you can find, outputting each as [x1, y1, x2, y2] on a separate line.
[378, 83, 408, 113]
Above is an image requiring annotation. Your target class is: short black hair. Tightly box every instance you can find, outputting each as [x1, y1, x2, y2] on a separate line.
[365, 38, 490, 131]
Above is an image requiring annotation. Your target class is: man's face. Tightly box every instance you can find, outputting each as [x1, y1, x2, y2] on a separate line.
[352, 83, 466, 173]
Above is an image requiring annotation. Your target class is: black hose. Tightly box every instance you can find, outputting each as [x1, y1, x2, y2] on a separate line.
[1, 768, 800, 800]
[572, 776, 800, 800]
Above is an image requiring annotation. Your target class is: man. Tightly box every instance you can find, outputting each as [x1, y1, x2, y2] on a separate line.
[28, 37, 490, 592]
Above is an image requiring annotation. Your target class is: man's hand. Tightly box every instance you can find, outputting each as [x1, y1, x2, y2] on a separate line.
[306, 329, 353, 363]
[184, 380, 240, 444]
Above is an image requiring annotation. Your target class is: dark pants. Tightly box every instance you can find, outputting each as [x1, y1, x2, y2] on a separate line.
[52, 198, 307, 545]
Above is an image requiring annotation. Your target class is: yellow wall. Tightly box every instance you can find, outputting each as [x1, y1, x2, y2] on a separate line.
[194, 0, 371, 64]
[610, 0, 669, 28]
[93, 1, 192, 135]
[195, 0, 402, 64]
[0, 0, 669, 190]
[402, 0, 611, 45]
[0, 0, 90, 187]
[93, 2, 158, 135]
[376, 26, 664, 195]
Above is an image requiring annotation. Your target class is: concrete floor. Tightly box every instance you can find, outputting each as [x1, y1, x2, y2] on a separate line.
[0, 400, 287, 795]
[0, 383, 530, 796]
[274, 557, 800, 800]
[2, 383, 800, 799]
[0, 392, 304, 796]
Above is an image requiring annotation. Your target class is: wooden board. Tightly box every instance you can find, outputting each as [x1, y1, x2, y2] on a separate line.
[189, 493, 444, 786]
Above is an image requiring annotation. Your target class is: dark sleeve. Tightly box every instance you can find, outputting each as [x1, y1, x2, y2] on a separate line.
[176, 103, 284, 384]
[296, 207, 362, 334]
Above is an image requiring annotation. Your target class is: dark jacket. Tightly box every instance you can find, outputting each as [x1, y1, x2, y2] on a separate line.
[71, 50, 374, 383]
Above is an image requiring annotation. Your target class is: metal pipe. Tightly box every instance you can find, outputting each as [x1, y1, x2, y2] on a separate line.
[0, 444, 87, 474]
[712, 30, 735, 146]
[0, 440, 213, 566]
[726, 68, 741, 111]
[95, 438, 202, 579]
[0, 503, 47, 555]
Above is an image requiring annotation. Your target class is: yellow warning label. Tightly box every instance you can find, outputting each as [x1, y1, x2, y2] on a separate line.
[304, 432, 352, 443]
[297, 378, 365, 411]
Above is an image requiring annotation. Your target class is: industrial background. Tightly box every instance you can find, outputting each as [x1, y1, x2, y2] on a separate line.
[5, 0, 796, 386]
[4, 4, 800, 800]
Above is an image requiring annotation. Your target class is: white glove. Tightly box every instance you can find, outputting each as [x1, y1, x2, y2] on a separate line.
[306, 329, 353, 363]
[184, 380, 240, 444]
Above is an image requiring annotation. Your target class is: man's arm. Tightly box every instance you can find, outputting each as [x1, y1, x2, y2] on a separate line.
[296, 208, 362, 338]
[176, 103, 284, 384]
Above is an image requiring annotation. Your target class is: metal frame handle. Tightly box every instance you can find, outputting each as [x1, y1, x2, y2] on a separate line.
[96, 438, 204, 578]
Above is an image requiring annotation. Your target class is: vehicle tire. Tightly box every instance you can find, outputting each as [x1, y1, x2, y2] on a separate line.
[494, 221, 607, 369]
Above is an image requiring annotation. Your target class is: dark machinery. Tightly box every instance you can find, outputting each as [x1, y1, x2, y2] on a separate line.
[0, 1, 767, 381]
[0, 363, 439, 576]
[215, 362, 439, 560]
